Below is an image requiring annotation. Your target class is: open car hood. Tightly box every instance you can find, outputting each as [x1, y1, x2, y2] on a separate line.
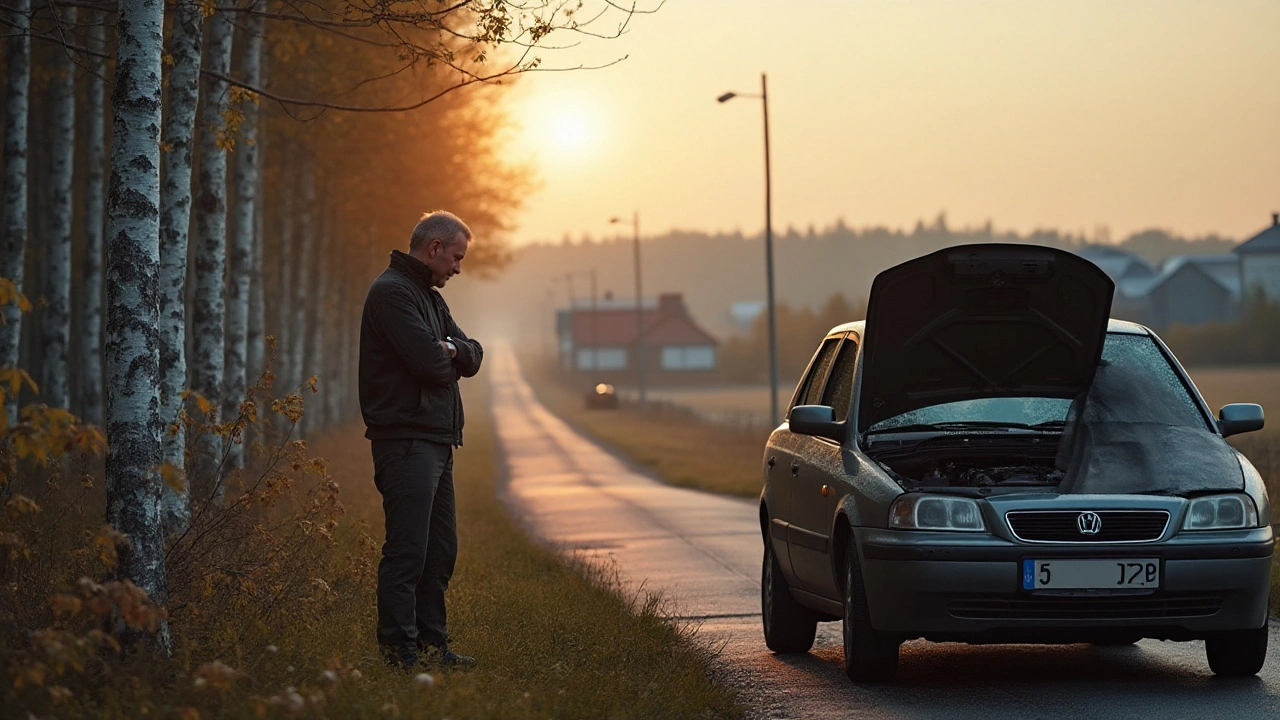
[858, 244, 1114, 433]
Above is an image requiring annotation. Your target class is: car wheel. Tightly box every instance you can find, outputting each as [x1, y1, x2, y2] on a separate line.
[842, 535, 900, 681]
[1205, 625, 1269, 677]
[761, 540, 816, 653]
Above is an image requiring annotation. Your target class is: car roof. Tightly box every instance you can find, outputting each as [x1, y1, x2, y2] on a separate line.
[823, 317, 1152, 340]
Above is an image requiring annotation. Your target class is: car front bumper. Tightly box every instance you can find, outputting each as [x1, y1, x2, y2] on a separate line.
[854, 527, 1274, 643]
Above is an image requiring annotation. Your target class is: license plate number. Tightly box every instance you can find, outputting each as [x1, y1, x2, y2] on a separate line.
[1022, 559, 1160, 590]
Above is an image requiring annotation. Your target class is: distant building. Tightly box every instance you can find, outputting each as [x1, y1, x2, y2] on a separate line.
[1234, 213, 1280, 302]
[1144, 255, 1240, 329]
[1075, 245, 1157, 322]
[557, 292, 718, 382]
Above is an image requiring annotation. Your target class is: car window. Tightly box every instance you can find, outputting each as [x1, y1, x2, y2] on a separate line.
[822, 340, 858, 421]
[791, 338, 840, 414]
[869, 332, 1208, 431]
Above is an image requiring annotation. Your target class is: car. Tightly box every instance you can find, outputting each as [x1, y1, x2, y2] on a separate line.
[584, 382, 619, 410]
[760, 243, 1272, 681]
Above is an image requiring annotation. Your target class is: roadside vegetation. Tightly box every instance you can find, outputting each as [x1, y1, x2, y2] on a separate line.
[1, 369, 742, 718]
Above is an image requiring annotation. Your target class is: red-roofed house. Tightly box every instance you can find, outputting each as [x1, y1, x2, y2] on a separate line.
[557, 292, 718, 382]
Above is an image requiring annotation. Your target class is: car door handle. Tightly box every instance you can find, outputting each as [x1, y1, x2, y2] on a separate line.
[791, 460, 801, 476]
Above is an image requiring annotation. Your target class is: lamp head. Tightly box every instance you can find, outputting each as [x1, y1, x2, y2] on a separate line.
[716, 92, 736, 103]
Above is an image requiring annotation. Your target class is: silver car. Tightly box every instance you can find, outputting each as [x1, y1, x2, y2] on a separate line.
[761, 243, 1272, 681]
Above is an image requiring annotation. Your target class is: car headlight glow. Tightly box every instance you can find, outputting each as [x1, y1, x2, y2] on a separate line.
[889, 495, 985, 532]
[1182, 493, 1259, 531]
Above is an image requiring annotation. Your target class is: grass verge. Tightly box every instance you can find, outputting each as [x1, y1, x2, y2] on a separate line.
[518, 356, 769, 499]
[1, 372, 742, 718]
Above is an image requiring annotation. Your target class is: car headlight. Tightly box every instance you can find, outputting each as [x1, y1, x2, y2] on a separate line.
[889, 495, 985, 532]
[1182, 493, 1260, 531]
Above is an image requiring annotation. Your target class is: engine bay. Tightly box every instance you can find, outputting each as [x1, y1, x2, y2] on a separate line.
[868, 442, 1064, 490]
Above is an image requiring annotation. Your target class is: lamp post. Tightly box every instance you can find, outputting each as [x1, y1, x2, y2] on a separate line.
[610, 212, 645, 406]
[718, 72, 780, 427]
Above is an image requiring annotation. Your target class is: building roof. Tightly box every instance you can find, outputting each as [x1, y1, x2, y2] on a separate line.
[1075, 245, 1156, 284]
[1155, 254, 1241, 298]
[567, 293, 717, 348]
[1234, 213, 1280, 255]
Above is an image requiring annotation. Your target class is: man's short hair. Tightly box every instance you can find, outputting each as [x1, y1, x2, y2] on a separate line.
[410, 211, 472, 253]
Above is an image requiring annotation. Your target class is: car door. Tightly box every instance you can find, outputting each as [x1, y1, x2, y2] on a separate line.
[789, 335, 858, 599]
[768, 337, 841, 585]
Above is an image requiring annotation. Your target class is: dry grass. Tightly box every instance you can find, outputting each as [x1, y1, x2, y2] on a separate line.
[1, 373, 743, 718]
[520, 358, 770, 499]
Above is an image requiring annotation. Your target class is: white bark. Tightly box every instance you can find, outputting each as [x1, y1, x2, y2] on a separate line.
[0, 0, 31, 423]
[299, 190, 327, 436]
[286, 161, 312, 398]
[222, 5, 264, 469]
[158, 0, 203, 530]
[105, 0, 169, 646]
[79, 8, 108, 426]
[272, 149, 294, 391]
[190, 9, 234, 485]
[42, 5, 77, 410]
[246, 135, 265, 390]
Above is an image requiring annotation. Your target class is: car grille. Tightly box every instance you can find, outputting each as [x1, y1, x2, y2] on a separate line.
[948, 595, 1223, 620]
[1006, 510, 1170, 543]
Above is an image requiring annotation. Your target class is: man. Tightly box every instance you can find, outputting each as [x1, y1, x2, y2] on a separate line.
[359, 210, 483, 669]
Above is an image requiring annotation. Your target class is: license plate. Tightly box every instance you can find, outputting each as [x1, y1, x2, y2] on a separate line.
[1021, 559, 1160, 590]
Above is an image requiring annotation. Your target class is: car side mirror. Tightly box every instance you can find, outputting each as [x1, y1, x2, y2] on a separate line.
[789, 405, 846, 442]
[1218, 403, 1264, 438]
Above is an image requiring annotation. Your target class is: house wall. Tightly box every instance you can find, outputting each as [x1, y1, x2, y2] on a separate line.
[1242, 254, 1280, 302]
[1145, 270, 1235, 330]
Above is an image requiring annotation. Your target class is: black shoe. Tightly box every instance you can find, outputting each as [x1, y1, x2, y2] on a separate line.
[421, 644, 476, 668]
[380, 643, 419, 671]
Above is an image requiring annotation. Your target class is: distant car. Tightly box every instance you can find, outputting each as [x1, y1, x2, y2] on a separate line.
[760, 243, 1272, 682]
[584, 382, 619, 410]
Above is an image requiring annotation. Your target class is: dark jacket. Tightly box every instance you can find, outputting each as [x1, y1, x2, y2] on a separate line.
[359, 250, 483, 445]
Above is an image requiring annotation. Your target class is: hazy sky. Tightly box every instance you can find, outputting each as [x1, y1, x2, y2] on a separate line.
[499, 0, 1279, 246]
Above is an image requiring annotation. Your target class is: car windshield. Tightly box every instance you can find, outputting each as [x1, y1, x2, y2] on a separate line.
[868, 332, 1207, 433]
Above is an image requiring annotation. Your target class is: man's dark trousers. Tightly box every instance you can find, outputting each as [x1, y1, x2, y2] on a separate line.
[372, 438, 457, 652]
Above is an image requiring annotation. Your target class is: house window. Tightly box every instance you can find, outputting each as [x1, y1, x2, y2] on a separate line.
[660, 345, 715, 370]
[576, 347, 628, 370]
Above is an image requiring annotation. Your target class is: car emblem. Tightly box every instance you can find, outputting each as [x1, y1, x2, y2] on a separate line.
[1077, 511, 1102, 535]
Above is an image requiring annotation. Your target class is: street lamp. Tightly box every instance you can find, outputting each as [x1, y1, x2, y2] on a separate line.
[718, 72, 780, 427]
[610, 212, 645, 406]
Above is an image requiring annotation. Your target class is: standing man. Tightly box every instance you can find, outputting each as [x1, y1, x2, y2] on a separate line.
[359, 210, 483, 669]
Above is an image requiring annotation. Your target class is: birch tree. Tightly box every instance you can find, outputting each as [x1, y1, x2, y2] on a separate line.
[189, 8, 234, 484]
[105, 0, 169, 647]
[158, 0, 203, 529]
[0, 0, 31, 422]
[222, 3, 264, 469]
[79, 6, 108, 426]
[42, 5, 77, 410]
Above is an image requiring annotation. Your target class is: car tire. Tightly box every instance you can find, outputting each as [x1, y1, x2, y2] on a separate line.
[842, 535, 900, 682]
[1205, 624, 1269, 677]
[761, 540, 817, 653]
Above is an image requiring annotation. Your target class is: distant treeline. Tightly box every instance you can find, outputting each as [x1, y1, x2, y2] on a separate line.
[717, 293, 866, 384]
[463, 214, 1242, 347]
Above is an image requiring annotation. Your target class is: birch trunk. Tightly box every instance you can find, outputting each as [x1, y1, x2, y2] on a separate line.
[272, 150, 294, 392]
[157, 0, 203, 530]
[189, 9, 234, 488]
[221, 5, 264, 469]
[42, 5, 77, 410]
[286, 160, 312, 401]
[299, 190, 327, 436]
[79, 8, 108, 426]
[246, 135, 265, 390]
[105, 0, 169, 647]
[0, 0, 31, 422]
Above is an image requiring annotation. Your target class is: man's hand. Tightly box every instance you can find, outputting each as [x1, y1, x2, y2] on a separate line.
[440, 339, 457, 358]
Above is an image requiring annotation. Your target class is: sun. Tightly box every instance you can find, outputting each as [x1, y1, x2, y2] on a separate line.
[550, 110, 590, 150]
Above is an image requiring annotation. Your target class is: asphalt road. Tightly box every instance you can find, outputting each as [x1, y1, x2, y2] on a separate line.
[488, 345, 1280, 719]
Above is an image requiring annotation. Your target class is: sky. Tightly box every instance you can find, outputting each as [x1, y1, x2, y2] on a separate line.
[498, 0, 1280, 247]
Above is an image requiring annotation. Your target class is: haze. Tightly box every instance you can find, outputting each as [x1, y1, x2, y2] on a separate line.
[503, 0, 1280, 245]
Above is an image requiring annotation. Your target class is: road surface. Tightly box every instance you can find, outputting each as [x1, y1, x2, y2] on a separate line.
[489, 345, 1280, 719]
